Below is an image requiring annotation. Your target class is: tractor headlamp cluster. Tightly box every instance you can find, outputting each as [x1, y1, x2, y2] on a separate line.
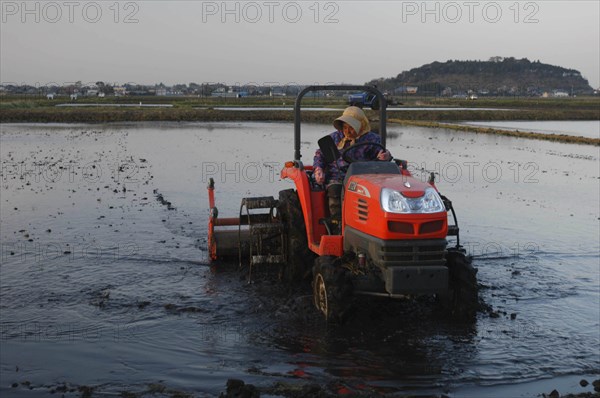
[381, 188, 445, 214]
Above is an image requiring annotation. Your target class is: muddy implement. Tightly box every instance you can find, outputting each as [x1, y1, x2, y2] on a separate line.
[207, 178, 285, 275]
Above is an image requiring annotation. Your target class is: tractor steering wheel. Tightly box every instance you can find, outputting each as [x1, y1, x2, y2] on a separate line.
[341, 142, 387, 164]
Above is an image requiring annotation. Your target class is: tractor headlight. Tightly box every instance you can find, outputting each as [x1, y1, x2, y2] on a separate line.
[381, 188, 445, 214]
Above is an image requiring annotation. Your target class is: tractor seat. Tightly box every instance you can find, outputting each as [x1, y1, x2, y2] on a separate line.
[343, 161, 400, 188]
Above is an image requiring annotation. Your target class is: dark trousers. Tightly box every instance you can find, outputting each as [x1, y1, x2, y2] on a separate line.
[327, 183, 343, 221]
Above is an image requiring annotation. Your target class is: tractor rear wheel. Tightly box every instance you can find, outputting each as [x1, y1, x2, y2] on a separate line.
[441, 249, 479, 317]
[312, 256, 353, 323]
[277, 189, 315, 283]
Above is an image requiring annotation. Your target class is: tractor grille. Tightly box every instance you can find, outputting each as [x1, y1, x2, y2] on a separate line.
[419, 220, 445, 235]
[388, 221, 414, 234]
[344, 226, 447, 268]
[388, 220, 445, 236]
[357, 199, 368, 221]
[380, 242, 447, 265]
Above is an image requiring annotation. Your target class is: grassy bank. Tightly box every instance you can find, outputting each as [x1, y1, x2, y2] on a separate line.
[1, 105, 598, 124]
[2, 95, 598, 145]
[2, 94, 599, 109]
[0, 107, 340, 124]
[386, 108, 598, 121]
[390, 119, 600, 146]
[402, 96, 600, 110]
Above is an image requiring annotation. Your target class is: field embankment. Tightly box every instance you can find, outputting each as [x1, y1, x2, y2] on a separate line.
[1, 96, 598, 145]
[389, 119, 600, 146]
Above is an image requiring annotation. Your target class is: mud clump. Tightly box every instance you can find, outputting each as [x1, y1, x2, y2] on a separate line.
[220, 379, 337, 398]
[78, 385, 95, 398]
[220, 379, 259, 398]
[155, 190, 176, 210]
[137, 301, 151, 309]
[263, 382, 338, 397]
[542, 380, 600, 398]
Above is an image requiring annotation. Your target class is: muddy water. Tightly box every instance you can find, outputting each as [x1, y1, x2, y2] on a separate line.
[1, 122, 598, 397]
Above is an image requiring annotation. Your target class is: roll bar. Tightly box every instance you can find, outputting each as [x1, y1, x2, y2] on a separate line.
[293, 85, 387, 161]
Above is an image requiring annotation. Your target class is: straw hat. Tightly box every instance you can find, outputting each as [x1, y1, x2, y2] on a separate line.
[333, 106, 371, 134]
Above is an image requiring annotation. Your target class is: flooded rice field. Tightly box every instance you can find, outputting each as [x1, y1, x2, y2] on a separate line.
[1, 122, 599, 397]
[461, 121, 600, 139]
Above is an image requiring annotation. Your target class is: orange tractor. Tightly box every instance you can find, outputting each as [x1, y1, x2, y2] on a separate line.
[207, 85, 478, 321]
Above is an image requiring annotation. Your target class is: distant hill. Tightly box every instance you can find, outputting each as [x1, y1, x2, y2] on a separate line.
[368, 57, 594, 96]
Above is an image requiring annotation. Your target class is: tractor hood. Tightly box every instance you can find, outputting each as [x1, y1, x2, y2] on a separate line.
[347, 173, 434, 199]
[344, 173, 448, 241]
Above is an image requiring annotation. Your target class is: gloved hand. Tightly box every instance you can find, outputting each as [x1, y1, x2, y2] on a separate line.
[377, 149, 392, 161]
[314, 167, 325, 185]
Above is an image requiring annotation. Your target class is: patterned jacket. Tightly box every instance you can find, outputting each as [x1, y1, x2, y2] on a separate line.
[313, 130, 383, 183]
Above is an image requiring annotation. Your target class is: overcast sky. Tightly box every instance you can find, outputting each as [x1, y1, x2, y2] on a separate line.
[1, 0, 598, 88]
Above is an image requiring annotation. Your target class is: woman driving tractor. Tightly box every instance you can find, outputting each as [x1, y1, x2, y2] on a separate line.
[313, 106, 392, 222]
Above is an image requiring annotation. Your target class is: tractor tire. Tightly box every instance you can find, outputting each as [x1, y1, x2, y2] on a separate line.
[441, 249, 479, 318]
[277, 189, 315, 283]
[312, 256, 353, 323]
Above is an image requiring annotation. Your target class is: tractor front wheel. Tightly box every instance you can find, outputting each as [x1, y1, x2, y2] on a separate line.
[312, 256, 353, 323]
[441, 249, 479, 317]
